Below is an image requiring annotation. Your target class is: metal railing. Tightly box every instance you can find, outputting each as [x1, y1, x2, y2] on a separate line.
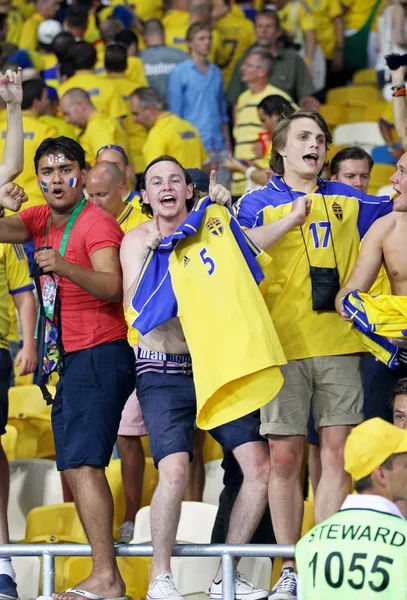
[0, 543, 295, 600]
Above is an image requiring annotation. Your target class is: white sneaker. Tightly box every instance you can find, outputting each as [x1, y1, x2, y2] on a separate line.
[147, 573, 185, 600]
[269, 568, 298, 600]
[210, 571, 269, 600]
[116, 520, 134, 544]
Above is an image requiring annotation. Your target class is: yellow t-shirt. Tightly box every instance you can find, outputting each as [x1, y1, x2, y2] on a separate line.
[133, 0, 163, 20]
[278, 0, 316, 37]
[307, 0, 343, 59]
[99, 74, 147, 174]
[6, 6, 24, 46]
[59, 71, 128, 120]
[165, 17, 223, 64]
[342, 0, 385, 31]
[232, 85, 297, 196]
[144, 111, 208, 168]
[39, 115, 79, 140]
[84, 12, 101, 44]
[0, 112, 57, 211]
[95, 55, 148, 87]
[128, 198, 286, 429]
[1, 244, 34, 349]
[79, 110, 132, 167]
[214, 9, 256, 87]
[18, 11, 43, 50]
[235, 178, 392, 360]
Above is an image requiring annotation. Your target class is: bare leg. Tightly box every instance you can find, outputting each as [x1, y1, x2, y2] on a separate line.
[315, 425, 352, 523]
[150, 452, 190, 580]
[60, 471, 74, 503]
[184, 429, 205, 502]
[268, 435, 304, 571]
[117, 435, 145, 522]
[52, 465, 124, 600]
[307, 443, 322, 497]
[0, 444, 9, 545]
[215, 441, 270, 579]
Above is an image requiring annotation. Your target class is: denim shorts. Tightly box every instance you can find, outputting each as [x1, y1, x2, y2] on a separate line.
[0, 349, 12, 435]
[136, 370, 264, 467]
[52, 339, 135, 470]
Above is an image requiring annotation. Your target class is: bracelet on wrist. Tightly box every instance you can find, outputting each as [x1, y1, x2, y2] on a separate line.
[391, 84, 405, 90]
[393, 87, 406, 97]
[245, 166, 257, 179]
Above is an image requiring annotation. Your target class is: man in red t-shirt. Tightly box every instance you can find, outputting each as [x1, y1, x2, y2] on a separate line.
[0, 136, 135, 600]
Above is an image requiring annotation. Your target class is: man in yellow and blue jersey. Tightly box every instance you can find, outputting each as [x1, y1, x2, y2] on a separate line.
[120, 155, 290, 600]
[58, 41, 128, 121]
[234, 110, 393, 599]
[130, 87, 210, 170]
[60, 88, 131, 167]
[96, 144, 140, 203]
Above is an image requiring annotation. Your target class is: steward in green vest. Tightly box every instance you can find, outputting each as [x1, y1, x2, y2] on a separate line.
[296, 418, 407, 599]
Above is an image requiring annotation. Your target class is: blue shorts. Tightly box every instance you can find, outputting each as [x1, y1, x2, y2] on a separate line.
[0, 349, 12, 435]
[136, 369, 263, 467]
[52, 340, 135, 471]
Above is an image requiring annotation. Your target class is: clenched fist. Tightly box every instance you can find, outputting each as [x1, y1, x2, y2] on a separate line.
[0, 182, 27, 212]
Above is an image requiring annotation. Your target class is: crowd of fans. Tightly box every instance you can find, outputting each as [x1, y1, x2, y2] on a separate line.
[0, 0, 406, 600]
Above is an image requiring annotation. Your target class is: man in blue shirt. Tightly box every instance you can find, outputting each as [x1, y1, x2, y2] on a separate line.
[167, 21, 232, 185]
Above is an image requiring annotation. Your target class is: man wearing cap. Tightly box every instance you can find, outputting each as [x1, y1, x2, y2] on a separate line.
[296, 418, 407, 599]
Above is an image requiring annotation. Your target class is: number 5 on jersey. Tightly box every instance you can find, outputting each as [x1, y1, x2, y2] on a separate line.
[199, 247, 216, 276]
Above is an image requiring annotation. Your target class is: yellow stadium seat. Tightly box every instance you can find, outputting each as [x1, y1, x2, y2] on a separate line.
[319, 104, 348, 129]
[345, 105, 367, 123]
[327, 85, 382, 107]
[140, 434, 152, 458]
[364, 102, 388, 122]
[271, 558, 283, 588]
[36, 426, 56, 459]
[8, 415, 53, 459]
[14, 363, 34, 387]
[8, 385, 54, 418]
[106, 458, 126, 533]
[203, 434, 223, 463]
[368, 163, 395, 195]
[141, 456, 158, 508]
[60, 556, 150, 598]
[24, 502, 86, 544]
[1, 424, 17, 461]
[301, 500, 315, 537]
[352, 68, 377, 86]
[48, 371, 60, 386]
[326, 144, 347, 167]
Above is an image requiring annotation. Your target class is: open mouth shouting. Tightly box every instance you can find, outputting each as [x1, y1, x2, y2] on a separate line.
[52, 187, 65, 199]
[160, 195, 177, 207]
[303, 153, 319, 167]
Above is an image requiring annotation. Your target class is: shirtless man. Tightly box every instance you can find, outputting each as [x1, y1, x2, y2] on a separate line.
[120, 155, 273, 600]
[336, 152, 407, 403]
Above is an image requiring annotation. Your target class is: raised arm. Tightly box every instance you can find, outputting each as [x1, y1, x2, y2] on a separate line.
[121, 217, 162, 309]
[335, 218, 387, 317]
[0, 182, 30, 243]
[0, 69, 24, 186]
[244, 196, 312, 249]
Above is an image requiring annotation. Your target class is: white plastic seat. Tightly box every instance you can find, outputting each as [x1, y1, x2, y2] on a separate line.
[333, 122, 385, 148]
[377, 184, 395, 197]
[132, 501, 218, 544]
[13, 556, 40, 600]
[203, 459, 223, 506]
[8, 459, 63, 541]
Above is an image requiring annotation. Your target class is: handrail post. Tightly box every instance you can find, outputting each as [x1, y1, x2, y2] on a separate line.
[42, 551, 55, 597]
[221, 551, 234, 600]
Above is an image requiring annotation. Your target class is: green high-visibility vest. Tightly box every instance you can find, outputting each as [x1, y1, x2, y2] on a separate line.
[296, 507, 407, 599]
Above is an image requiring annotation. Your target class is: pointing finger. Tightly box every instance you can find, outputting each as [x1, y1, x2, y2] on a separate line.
[209, 169, 216, 194]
